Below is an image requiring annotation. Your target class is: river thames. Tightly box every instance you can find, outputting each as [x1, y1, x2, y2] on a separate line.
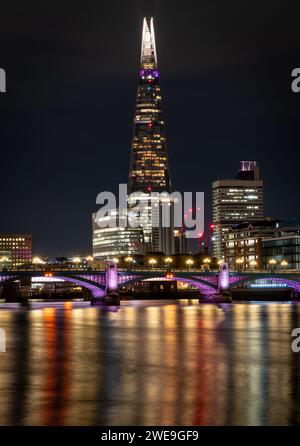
[0, 300, 299, 426]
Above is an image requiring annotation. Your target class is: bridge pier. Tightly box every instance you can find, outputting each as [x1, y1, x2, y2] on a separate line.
[19, 277, 31, 307]
[91, 261, 120, 306]
[199, 262, 232, 303]
[291, 290, 300, 301]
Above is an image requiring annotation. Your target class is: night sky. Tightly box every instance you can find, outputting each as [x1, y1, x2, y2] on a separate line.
[0, 0, 299, 256]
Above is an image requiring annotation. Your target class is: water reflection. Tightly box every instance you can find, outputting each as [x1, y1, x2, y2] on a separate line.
[0, 301, 300, 425]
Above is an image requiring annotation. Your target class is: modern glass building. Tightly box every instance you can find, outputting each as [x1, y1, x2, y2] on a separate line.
[92, 210, 144, 260]
[128, 17, 171, 194]
[262, 223, 300, 270]
[92, 18, 176, 258]
[212, 161, 264, 259]
[127, 17, 175, 254]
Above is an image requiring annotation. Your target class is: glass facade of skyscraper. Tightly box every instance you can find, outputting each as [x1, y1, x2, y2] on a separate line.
[92, 210, 144, 260]
[92, 18, 176, 258]
[128, 18, 170, 194]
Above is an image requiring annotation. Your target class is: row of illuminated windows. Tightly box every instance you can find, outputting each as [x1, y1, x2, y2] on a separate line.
[134, 157, 164, 162]
[134, 132, 166, 140]
[226, 247, 257, 255]
[227, 255, 259, 262]
[0, 242, 31, 247]
[218, 199, 261, 203]
[226, 239, 258, 247]
[133, 142, 166, 147]
[133, 153, 167, 159]
[9, 254, 31, 257]
[133, 163, 166, 168]
[217, 194, 261, 199]
[214, 212, 260, 217]
[132, 172, 165, 177]
[0, 237, 29, 242]
[213, 188, 262, 193]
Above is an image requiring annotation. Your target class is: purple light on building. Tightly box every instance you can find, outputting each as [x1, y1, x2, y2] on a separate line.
[139, 69, 159, 79]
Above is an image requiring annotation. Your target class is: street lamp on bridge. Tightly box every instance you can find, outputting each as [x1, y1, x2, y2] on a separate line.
[269, 258, 277, 265]
[164, 257, 173, 268]
[149, 258, 157, 269]
[186, 258, 194, 271]
[250, 260, 258, 269]
[268, 258, 277, 271]
[125, 256, 133, 270]
[235, 258, 244, 271]
[202, 257, 211, 271]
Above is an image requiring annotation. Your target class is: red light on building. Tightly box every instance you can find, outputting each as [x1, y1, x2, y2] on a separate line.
[210, 224, 215, 230]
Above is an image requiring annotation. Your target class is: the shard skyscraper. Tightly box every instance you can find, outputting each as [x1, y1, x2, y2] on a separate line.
[128, 17, 171, 195]
[127, 18, 175, 254]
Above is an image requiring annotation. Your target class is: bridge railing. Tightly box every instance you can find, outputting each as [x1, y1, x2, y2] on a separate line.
[1, 267, 300, 274]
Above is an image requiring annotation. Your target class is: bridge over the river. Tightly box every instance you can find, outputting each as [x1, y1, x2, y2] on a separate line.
[1, 262, 300, 304]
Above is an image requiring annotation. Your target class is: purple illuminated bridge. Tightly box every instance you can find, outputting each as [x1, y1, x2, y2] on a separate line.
[1, 263, 300, 304]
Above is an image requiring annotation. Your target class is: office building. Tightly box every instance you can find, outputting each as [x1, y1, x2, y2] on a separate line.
[224, 219, 279, 269]
[92, 210, 144, 260]
[212, 161, 263, 258]
[128, 17, 171, 194]
[262, 221, 300, 270]
[0, 234, 32, 270]
[92, 18, 178, 256]
[127, 18, 175, 254]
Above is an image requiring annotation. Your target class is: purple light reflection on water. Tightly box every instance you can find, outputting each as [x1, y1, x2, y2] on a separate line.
[1, 301, 300, 425]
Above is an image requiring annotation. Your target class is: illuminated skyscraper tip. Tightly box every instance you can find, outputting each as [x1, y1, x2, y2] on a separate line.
[140, 17, 157, 69]
[129, 17, 171, 194]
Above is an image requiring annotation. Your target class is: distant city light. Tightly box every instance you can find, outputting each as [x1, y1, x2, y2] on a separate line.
[32, 256, 45, 265]
[72, 257, 81, 264]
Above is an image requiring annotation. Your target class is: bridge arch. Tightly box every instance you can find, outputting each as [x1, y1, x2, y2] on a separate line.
[0, 273, 106, 298]
[118, 273, 218, 295]
[54, 275, 106, 297]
